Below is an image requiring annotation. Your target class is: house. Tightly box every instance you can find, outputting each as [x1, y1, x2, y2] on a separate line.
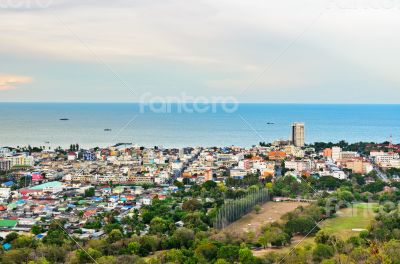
[0, 188, 11, 198]
[20, 181, 63, 195]
[68, 152, 77, 161]
[268, 151, 286, 161]
[1, 181, 14, 188]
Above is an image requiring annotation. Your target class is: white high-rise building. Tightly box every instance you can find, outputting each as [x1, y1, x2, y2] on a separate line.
[332, 147, 342, 161]
[291, 122, 305, 147]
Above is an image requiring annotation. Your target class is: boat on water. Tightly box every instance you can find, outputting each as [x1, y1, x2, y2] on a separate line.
[266, 122, 275, 125]
[59, 118, 69, 121]
[104, 128, 112, 131]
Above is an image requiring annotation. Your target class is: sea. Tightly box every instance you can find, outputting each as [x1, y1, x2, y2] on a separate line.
[0, 103, 399, 149]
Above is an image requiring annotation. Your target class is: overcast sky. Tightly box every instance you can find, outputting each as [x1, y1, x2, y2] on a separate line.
[1, 0, 400, 103]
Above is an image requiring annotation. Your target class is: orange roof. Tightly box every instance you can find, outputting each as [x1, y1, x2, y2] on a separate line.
[268, 151, 286, 157]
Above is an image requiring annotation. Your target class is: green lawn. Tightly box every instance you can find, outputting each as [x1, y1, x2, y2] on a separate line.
[252, 203, 378, 257]
[319, 203, 378, 239]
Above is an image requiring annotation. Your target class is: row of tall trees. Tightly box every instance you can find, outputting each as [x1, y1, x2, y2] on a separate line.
[214, 188, 269, 229]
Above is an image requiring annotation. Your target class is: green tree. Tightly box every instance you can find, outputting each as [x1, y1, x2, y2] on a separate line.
[313, 244, 334, 262]
[182, 199, 202, 212]
[127, 241, 140, 255]
[238, 248, 255, 264]
[383, 240, 400, 263]
[172, 227, 195, 248]
[217, 245, 239, 262]
[285, 217, 319, 235]
[4, 232, 18, 243]
[259, 226, 290, 248]
[165, 249, 185, 263]
[31, 225, 43, 235]
[195, 242, 218, 263]
[107, 229, 123, 243]
[149, 217, 169, 234]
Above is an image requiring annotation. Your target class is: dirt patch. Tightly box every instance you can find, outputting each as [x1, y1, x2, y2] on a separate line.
[221, 201, 308, 236]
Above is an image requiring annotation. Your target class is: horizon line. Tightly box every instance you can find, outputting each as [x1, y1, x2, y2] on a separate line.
[1, 101, 400, 105]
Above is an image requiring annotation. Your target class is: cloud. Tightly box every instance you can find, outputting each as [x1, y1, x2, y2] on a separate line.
[0, 74, 33, 91]
[1, 1, 400, 102]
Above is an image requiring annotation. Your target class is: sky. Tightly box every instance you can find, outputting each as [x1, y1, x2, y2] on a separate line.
[1, 0, 400, 103]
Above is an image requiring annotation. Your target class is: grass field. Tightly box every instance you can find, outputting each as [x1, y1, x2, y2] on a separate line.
[319, 202, 378, 239]
[253, 203, 378, 257]
[222, 201, 309, 236]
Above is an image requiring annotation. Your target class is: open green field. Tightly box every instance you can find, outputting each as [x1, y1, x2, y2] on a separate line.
[319, 203, 378, 239]
[253, 203, 378, 257]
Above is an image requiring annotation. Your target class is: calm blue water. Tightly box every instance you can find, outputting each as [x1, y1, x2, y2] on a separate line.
[0, 103, 399, 148]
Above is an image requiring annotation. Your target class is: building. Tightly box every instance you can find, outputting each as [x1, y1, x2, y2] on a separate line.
[285, 160, 312, 172]
[230, 169, 247, 179]
[20, 181, 64, 195]
[292, 122, 305, 147]
[323, 148, 332, 158]
[0, 159, 11, 171]
[0, 188, 11, 198]
[0, 220, 17, 231]
[374, 152, 399, 165]
[340, 151, 359, 160]
[5, 155, 34, 168]
[332, 147, 342, 161]
[268, 151, 286, 161]
[344, 159, 373, 174]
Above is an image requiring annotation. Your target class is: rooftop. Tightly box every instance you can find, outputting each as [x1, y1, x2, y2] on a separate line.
[30, 181, 62, 190]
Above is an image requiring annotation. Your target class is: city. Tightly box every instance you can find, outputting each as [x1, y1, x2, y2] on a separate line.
[1, 123, 400, 262]
[2, 0, 400, 263]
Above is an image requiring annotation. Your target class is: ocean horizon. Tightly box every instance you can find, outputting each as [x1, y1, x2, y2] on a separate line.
[1, 103, 400, 149]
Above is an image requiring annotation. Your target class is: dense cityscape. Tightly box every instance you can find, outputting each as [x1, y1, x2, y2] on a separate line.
[1, 123, 400, 263]
[3, 0, 400, 262]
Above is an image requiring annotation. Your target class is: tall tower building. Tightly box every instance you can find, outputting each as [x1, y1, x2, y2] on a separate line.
[292, 122, 305, 147]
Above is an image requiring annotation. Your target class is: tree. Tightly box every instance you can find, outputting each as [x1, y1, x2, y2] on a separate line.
[203, 180, 217, 190]
[4, 232, 19, 243]
[182, 199, 202, 212]
[217, 245, 239, 262]
[31, 225, 43, 235]
[107, 229, 123, 243]
[138, 235, 159, 256]
[383, 240, 400, 263]
[84, 187, 95, 197]
[97, 256, 117, 264]
[259, 226, 290, 248]
[315, 230, 331, 244]
[13, 235, 36, 249]
[127, 241, 140, 255]
[76, 248, 102, 263]
[285, 217, 319, 235]
[43, 228, 67, 246]
[149, 217, 169, 234]
[165, 249, 185, 263]
[254, 204, 261, 214]
[104, 223, 122, 234]
[195, 242, 218, 262]
[1, 248, 32, 264]
[172, 227, 195, 248]
[238, 248, 255, 264]
[313, 244, 334, 262]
